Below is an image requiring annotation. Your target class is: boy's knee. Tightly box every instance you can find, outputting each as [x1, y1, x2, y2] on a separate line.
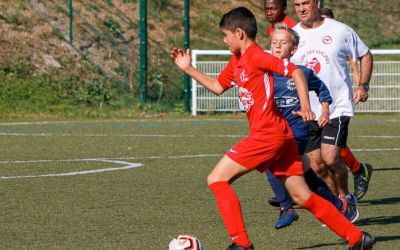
[207, 173, 219, 186]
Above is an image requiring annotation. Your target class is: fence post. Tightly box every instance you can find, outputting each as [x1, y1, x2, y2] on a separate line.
[183, 0, 191, 112]
[139, 0, 148, 103]
[69, 0, 73, 46]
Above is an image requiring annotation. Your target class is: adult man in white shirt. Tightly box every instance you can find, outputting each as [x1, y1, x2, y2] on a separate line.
[291, 0, 373, 241]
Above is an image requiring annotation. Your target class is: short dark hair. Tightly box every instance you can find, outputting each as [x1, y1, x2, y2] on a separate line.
[219, 7, 257, 40]
[264, 0, 287, 8]
[319, 8, 334, 19]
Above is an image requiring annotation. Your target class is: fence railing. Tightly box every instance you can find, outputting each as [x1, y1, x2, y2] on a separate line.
[191, 49, 400, 115]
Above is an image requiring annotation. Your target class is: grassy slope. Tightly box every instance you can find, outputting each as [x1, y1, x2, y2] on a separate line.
[0, 0, 399, 118]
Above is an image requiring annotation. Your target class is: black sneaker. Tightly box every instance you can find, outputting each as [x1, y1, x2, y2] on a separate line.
[267, 197, 296, 207]
[227, 243, 254, 250]
[268, 197, 280, 207]
[349, 231, 376, 249]
[353, 163, 373, 200]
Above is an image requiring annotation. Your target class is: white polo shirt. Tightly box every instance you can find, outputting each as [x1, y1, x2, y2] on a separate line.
[291, 18, 369, 119]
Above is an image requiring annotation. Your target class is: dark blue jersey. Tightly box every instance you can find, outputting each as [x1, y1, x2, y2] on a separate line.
[273, 65, 332, 154]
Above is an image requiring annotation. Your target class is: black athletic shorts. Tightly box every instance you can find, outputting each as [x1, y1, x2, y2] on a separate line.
[305, 116, 351, 153]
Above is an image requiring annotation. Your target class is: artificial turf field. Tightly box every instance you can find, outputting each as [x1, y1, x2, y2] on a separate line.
[0, 114, 399, 249]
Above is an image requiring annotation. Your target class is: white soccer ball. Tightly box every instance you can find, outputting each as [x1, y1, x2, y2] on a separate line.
[168, 235, 203, 250]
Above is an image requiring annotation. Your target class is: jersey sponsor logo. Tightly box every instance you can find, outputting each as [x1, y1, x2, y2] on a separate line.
[286, 78, 296, 91]
[240, 69, 249, 82]
[275, 96, 299, 107]
[322, 36, 332, 44]
[323, 135, 336, 140]
[238, 87, 254, 112]
[305, 57, 321, 74]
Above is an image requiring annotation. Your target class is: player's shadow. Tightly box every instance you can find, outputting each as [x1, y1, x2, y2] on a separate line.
[297, 241, 345, 249]
[374, 167, 400, 172]
[355, 214, 400, 226]
[358, 196, 400, 206]
[297, 235, 400, 249]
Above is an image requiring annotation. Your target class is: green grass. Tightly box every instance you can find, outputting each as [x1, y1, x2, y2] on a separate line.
[0, 114, 399, 249]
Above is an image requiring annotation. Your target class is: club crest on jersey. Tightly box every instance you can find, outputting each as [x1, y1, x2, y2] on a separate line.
[305, 57, 321, 74]
[238, 87, 254, 112]
[322, 36, 332, 44]
[240, 69, 249, 82]
[286, 79, 296, 91]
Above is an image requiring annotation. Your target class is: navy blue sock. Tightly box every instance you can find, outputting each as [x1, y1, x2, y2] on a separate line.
[304, 169, 342, 211]
[264, 170, 292, 209]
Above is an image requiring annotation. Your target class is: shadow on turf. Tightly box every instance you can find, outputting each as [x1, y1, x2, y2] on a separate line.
[296, 241, 345, 249]
[373, 167, 400, 171]
[355, 214, 400, 226]
[296, 235, 400, 249]
[358, 196, 400, 206]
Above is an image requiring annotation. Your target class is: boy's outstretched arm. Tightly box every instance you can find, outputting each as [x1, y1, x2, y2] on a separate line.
[290, 68, 315, 122]
[171, 48, 225, 96]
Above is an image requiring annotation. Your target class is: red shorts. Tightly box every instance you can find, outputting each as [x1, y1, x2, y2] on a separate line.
[226, 136, 303, 176]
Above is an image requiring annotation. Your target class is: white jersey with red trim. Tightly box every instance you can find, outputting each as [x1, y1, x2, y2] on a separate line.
[291, 18, 369, 119]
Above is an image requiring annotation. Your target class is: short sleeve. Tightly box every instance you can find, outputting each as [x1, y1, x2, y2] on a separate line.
[217, 56, 237, 90]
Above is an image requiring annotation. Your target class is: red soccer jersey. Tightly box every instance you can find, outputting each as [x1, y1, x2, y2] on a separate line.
[217, 43, 298, 140]
[267, 15, 297, 37]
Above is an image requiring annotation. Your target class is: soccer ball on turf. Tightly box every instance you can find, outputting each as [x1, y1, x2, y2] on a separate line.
[168, 235, 203, 250]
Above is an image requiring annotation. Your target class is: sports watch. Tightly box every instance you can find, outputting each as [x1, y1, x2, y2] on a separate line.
[361, 83, 369, 91]
[356, 83, 369, 91]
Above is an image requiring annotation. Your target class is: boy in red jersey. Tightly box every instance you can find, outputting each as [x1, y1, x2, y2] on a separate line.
[264, 0, 297, 36]
[171, 7, 373, 250]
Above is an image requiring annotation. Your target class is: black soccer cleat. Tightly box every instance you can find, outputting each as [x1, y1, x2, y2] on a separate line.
[268, 197, 280, 207]
[227, 243, 254, 250]
[349, 231, 376, 250]
[353, 163, 373, 200]
[268, 197, 296, 208]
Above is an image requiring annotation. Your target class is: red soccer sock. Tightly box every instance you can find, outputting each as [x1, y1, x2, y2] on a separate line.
[302, 193, 362, 247]
[340, 146, 361, 173]
[209, 181, 251, 248]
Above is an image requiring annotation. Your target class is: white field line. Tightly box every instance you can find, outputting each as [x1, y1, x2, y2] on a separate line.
[0, 132, 245, 137]
[0, 132, 399, 139]
[349, 148, 400, 152]
[0, 159, 142, 180]
[358, 135, 400, 138]
[0, 118, 246, 126]
[0, 118, 399, 126]
[1, 148, 399, 180]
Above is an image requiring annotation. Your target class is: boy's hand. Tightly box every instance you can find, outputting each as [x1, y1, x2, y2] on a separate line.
[318, 101, 330, 127]
[171, 48, 191, 72]
[318, 113, 329, 127]
[292, 110, 315, 122]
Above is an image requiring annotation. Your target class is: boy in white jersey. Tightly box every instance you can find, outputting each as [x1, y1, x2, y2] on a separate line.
[291, 1, 374, 237]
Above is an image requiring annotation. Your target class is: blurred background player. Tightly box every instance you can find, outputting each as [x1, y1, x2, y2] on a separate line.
[264, 0, 297, 36]
[263, 0, 373, 230]
[319, 7, 374, 201]
[291, 0, 374, 228]
[171, 7, 374, 250]
[266, 22, 348, 229]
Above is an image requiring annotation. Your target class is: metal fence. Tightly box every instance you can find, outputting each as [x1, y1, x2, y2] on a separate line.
[191, 49, 400, 115]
